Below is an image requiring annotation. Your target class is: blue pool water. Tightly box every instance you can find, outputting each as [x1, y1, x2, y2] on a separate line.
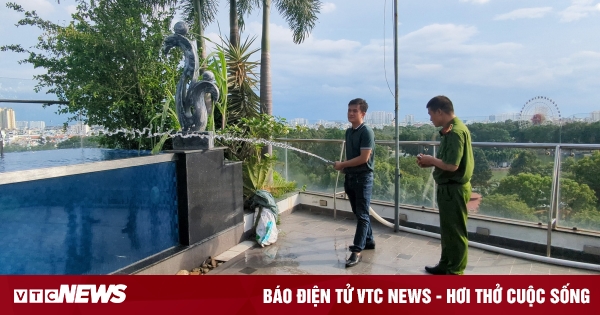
[0, 148, 152, 173]
[0, 150, 179, 275]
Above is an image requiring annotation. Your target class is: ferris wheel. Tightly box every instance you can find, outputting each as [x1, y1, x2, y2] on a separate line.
[519, 96, 562, 129]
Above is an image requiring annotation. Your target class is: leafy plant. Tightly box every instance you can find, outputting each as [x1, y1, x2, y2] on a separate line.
[242, 154, 275, 201]
[2, 1, 180, 150]
[243, 154, 296, 204]
[205, 48, 229, 131]
[223, 36, 261, 125]
[221, 114, 296, 204]
[150, 90, 179, 154]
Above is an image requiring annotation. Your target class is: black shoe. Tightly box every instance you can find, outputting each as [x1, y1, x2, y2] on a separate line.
[345, 252, 361, 268]
[424, 264, 447, 275]
[364, 242, 376, 250]
[348, 243, 376, 251]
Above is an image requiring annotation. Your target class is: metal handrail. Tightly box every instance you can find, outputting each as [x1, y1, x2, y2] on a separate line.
[275, 138, 345, 144]
[277, 138, 600, 150]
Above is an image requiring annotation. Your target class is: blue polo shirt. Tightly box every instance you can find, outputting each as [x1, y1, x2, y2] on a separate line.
[344, 123, 375, 174]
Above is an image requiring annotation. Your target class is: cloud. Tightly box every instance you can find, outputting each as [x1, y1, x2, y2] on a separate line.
[249, 21, 541, 93]
[392, 24, 588, 89]
[66, 5, 77, 15]
[398, 24, 521, 56]
[414, 64, 443, 71]
[246, 21, 587, 94]
[322, 84, 353, 94]
[459, 0, 490, 4]
[559, 0, 600, 22]
[554, 50, 600, 83]
[399, 24, 543, 87]
[321, 2, 336, 14]
[494, 7, 553, 20]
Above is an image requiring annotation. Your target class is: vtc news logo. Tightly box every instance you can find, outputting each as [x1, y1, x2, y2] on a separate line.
[14, 284, 127, 303]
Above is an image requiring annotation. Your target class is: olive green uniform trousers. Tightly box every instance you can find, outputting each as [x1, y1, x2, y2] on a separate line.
[437, 182, 471, 275]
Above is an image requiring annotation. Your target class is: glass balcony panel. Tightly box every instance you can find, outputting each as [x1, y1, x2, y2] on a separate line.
[369, 143, 436, 208]
[557, 148, 600, 232]
[275, 139, 596, 231]
[273, 141, 344, 194]
[475, 147, 553, 225]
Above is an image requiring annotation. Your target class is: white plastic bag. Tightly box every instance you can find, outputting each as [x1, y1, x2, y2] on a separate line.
[254, 207, 278, 247]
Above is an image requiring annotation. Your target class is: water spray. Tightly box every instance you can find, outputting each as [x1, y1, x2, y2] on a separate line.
[91, 128, 337, 165]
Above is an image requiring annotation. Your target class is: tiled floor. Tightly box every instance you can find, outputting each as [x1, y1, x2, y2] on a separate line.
[210, 209, 599, 275]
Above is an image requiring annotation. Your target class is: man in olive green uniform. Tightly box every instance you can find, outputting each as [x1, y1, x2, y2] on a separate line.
[417, 95, 474, 275]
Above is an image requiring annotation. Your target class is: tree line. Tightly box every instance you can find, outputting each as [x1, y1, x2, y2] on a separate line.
[282, 121, 600, 231]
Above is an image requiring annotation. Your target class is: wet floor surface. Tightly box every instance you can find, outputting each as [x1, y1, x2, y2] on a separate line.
[209, 209, 599, 276]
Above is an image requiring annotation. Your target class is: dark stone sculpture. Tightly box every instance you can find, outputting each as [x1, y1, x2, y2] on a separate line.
[162, 22, 219, 136]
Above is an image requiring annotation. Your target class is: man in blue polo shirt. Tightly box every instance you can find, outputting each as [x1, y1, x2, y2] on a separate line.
[334, 98, 376, 268]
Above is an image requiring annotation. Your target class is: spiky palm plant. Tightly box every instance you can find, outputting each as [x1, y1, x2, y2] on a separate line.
[224, 36, 261, 124]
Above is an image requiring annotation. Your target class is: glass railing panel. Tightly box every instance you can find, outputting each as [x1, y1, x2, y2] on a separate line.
[370, 142, 437, 209]
[557, 148, 600, 232]
[273, 140, 344, 194]
[475, 147, 554, 225]
[275, 139, 584, 229]
[470, 146, 521, 216]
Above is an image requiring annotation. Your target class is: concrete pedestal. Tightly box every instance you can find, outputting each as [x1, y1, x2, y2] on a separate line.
[174, 148, 243, 245]
[172, 131, 214, 150]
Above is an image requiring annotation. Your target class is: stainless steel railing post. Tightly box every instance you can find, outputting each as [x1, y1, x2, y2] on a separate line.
[284, 142, 288, 181]
[333, 141, 346, 220]
[432, 145, 437, 209]
[547, 145, 561, 257]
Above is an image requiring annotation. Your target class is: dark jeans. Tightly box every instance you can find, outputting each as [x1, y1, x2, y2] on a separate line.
[344, 172, 374, 253]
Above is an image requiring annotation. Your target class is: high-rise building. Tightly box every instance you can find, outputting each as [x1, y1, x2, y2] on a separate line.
[365, 111, 394, 125]
[0, 108, 16, 130]
[288, 118, 310, 127]
[29, 121, 46, 130]
[405, 115, 415, 126]
[16, 121, 28, 129]
[68, 122, 90, 135]
[591, 111, 600, 122]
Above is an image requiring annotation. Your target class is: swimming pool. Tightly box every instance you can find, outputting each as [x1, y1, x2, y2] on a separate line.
[0, 152, 179, 274]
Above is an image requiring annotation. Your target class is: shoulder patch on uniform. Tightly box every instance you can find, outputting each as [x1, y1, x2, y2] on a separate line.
[441, 124, 453, 135]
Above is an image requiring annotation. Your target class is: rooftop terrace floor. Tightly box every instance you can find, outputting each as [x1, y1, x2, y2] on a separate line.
[211, 208, 599, 276]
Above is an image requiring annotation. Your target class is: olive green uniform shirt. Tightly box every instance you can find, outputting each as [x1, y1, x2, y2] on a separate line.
[433, 117, 474, 185]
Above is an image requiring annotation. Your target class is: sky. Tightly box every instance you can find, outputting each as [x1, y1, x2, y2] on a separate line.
[1, 0, 600, 125]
